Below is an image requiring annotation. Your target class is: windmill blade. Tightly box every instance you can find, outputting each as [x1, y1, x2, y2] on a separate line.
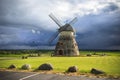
[48, 31, 59, 44]
[49, 13, 62, 27]
[69, 17, 77, 25]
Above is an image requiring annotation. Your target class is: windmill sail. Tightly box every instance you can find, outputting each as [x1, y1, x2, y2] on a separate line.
[48, 31, 59, 44]
[69, 17, 77, 25]
[49, 13, 62, 27]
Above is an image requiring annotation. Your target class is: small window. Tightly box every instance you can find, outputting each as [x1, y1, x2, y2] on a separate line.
[57, 42, 63, 46]
[60, 43, 63, 45]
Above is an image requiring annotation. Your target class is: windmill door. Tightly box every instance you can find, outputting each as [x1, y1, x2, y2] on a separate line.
[59, 50, 64, 55]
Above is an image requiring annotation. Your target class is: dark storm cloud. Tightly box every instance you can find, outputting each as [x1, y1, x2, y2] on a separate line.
[0, 0, 120, 50]
[75, 10, 120, 50]
[102, 3, 119, 13]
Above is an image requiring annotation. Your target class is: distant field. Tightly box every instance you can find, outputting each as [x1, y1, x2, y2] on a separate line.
[0, 50, 120, 76]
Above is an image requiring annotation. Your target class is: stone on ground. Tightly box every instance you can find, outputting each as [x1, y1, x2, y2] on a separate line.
[8, 64, 16, 69]
[38, 63, 53, 70]
[67, 66, 78, 72]
[21, 64, 31, 70]
[91, 68, 105, 74]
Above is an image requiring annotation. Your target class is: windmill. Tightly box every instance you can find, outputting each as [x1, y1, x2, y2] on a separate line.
[48, 13, 79, 56]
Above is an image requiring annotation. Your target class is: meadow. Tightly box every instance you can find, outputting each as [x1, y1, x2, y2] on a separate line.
[0, 50, 120, 76]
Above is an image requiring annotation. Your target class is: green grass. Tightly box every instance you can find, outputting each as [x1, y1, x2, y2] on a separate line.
[0, 51, 120, 76]
[0, 57, 120, 75]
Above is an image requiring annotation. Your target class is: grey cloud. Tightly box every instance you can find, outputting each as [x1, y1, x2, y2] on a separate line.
[102, 3, 119, 13]
[75, 10, 120, 50]
[0, 0, 120, 50]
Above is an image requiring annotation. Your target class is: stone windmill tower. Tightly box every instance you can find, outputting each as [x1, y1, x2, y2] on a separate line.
[49, 13, 79, 56]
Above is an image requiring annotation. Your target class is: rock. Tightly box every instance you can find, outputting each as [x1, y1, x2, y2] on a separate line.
[22, 56, 28, 59]
[100, 53, 106, 56]
[67, 66, 78, 72]
[8, 64, 16, 69]
[93, 52, 97, 55]
[91, 68, 105, 74]
[38, 63, 53, 70]
[86, 53, 92, 56]
[21, 64, 31, 70]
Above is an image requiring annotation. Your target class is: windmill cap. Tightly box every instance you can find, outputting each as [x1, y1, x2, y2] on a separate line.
[59, 24, 75, 32]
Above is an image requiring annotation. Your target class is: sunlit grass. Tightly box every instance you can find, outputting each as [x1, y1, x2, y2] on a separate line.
[0, 55, 120, 76]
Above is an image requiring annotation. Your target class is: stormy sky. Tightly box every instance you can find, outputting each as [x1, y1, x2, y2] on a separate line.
[0, 0, 120, 50]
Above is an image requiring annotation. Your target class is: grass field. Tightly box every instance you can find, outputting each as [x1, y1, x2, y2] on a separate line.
[0, 50, 120, 76]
